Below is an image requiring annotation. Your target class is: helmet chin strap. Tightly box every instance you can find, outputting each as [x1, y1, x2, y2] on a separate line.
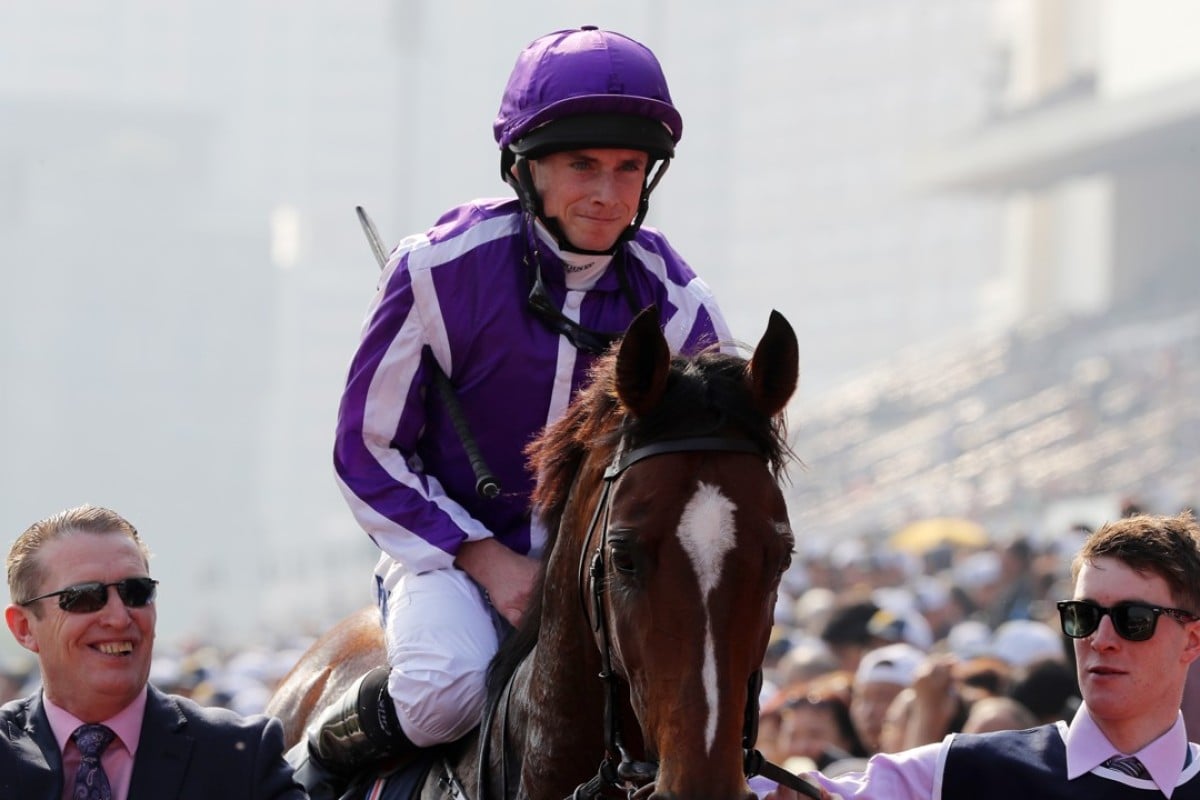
[505, 155, 671, 257]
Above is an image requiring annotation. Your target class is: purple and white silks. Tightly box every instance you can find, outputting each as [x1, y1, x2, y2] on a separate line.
[333, 197, 731, 589]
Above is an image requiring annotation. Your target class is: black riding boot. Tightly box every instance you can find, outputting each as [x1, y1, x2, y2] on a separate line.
[293, 666, 413, 800]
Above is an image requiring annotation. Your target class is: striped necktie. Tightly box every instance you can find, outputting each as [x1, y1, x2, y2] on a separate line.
[1102, 754, 1151, 779]
[73, 723, 115, 800]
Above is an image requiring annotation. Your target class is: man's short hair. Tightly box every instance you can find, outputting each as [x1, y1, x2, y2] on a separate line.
[7, 505, 150, 608]
[1072, 511, 1200, 613]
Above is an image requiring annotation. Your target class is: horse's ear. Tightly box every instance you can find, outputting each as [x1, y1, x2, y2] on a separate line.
[746, 309, 799, 418]
[615, 306, 670, 416]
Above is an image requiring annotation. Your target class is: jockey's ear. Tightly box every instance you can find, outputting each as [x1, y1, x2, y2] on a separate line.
[615, 305, 669, 416]
[745, 310, 798, 419]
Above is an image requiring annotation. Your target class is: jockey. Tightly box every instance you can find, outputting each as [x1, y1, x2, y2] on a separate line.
[303, 25, 733, 797]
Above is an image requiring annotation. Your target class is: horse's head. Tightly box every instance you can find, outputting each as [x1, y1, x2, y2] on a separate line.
[523, 308, 799, 800]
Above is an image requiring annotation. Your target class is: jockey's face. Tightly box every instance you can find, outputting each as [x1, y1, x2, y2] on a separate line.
[529, 148, 648, 252]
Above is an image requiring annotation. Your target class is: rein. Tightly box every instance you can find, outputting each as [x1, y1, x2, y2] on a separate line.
[567, 435, 821, 800]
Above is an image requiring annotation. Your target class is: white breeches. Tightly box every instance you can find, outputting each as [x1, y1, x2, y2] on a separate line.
[380, 567, 500, 747]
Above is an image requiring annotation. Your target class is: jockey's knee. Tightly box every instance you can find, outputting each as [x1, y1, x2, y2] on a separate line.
[384, 656, 490, 747]
[380, 568, 500, 746]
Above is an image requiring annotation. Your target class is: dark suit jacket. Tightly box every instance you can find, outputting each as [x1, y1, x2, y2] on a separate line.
[0, 683, 307, 799]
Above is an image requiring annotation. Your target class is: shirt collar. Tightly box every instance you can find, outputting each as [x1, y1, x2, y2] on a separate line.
[43, 685, 148, 756]
[532, 219, 613, 290]
[1065, 702, 1190, 797]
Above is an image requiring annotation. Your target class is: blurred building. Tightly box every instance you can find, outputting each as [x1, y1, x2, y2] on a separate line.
[793, 0, 1200, 547]
[0, 1, 402, 642]
[653, 1, 1004, 391]
[920, 0, 1200, 323]
[0, 94, 278, 642]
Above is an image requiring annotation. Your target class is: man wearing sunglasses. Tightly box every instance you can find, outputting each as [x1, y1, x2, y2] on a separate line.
[311, 25, 733, 799]
[765, 511, 1200, 800]
[0, 505, 307, 798]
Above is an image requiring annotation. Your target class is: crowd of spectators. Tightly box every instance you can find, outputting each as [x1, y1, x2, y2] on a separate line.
[787, 306, 1200, 551]
[0, 506, 1192, 785]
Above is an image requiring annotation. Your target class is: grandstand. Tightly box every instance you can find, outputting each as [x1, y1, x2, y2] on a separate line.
[787, 297, 1200, 548]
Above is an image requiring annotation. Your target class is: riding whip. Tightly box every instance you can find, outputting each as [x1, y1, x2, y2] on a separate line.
[355, 205, 501, 499]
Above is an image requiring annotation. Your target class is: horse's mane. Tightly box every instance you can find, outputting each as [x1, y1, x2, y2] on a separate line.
[485, 343, 793, 703]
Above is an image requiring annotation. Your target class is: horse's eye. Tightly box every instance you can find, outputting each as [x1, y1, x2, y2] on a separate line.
[608, 539, 637, 575]
[776, 525, 795, 579]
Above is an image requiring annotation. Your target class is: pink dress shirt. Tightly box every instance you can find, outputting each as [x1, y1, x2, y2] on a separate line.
[44, 686, 148, 800]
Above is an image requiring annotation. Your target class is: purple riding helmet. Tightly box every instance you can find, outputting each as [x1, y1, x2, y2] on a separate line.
[494, 26, 683, 254]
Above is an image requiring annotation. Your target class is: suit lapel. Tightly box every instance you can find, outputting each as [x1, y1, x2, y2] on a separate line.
[0, 693, 65, 799]
[128, 686, 194, 799]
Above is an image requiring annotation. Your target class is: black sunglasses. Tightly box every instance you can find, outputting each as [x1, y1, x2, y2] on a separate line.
[527, 264, 622, 356]
[1057, 599, 1198, 642]
[21, 577, 159, 614]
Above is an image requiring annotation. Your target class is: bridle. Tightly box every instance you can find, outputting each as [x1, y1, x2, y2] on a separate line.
[567, 434, 821, 800]
[465, 432, 820, 800]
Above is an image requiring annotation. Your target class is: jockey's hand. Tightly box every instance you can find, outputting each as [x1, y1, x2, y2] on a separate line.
[455, 538, 539, 627]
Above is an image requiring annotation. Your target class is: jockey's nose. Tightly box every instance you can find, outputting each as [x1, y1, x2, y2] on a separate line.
[591, 172, 621, 204]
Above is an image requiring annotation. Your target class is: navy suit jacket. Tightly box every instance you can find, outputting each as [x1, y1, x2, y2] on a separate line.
[0, 683, 307, 799]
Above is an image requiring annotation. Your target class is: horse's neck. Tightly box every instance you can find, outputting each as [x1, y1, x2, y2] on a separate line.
[510, 612, 609, 800]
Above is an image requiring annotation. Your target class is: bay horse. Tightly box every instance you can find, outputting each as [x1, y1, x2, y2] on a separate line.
[267, 308, 815, 800]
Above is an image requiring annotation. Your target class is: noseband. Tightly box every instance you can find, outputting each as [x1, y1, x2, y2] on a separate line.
[570, 435, 820, 800]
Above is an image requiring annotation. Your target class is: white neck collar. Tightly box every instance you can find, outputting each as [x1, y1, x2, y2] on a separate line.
[533, 219, 613, 290]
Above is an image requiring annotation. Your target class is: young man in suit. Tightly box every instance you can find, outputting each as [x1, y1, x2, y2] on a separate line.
[767, 512, 1200, 800]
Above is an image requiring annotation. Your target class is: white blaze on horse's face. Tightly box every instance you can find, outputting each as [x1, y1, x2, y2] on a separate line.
[676, 481, 738, 756]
